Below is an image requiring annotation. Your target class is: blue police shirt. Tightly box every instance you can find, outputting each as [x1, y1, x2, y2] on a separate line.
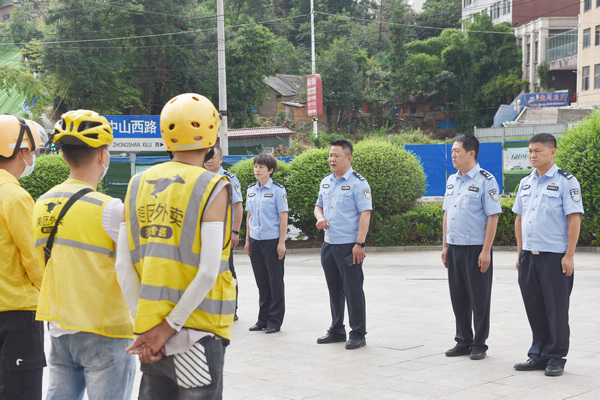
[512, 164, 584, 253]
[246, 178, 288, 240]
[218, 167, 242, 231]
[316, 167, 372, 244]
[442, 164, 502, 246]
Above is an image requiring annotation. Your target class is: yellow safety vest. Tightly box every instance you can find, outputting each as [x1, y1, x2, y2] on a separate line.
[33, 180, 134, 338]
[125, 161, 235, 339]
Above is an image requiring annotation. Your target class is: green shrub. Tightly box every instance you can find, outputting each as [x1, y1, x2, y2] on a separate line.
[495, 197, 517, 246]
[20, 153, 70, 200]
[353, 140, 426, 217]
[285, 148, 330, 239]
[555, 110, 600, 245]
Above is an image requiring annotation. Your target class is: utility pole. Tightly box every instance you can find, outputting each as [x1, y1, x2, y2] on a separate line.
[310, 0, 318, 138]
[217, 0, 229, 155]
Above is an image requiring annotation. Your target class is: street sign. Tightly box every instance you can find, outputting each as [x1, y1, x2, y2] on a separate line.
[307, 74, 322, 116]
[104, 115, 165, 152]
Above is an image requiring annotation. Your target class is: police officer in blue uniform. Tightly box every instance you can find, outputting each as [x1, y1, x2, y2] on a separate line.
[204, 145, 243, 319]
[442, 135, 501, 361]
[245, 154, 288, 334]
[314, 140, 372, 350]
[512, 133, 583, 377]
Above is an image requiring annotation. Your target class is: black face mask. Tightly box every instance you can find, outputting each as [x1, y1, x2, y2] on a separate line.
[204, 147, 215, 164]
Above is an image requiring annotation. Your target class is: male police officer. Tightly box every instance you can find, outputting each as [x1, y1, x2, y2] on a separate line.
[512, 133, 583, 377]
[441, 134, 501, 360]
[204, 145, 243, 319]
[0, 115, 45, 400]
[314, 139, 372, 350]
[120, 93, 235, 399]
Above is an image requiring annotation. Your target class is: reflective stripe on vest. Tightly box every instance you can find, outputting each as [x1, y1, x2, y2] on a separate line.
[34, 237, 116, 258]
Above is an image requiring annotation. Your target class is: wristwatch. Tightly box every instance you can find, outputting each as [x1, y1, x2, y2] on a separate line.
[232, 230, 240, 235]
[356, 242, 366, 248]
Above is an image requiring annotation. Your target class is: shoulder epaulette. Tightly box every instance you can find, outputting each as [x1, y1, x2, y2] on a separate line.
[352, 171, 366, 181]
[558, 169, 574, 180]
[248, 182, 257, 188]
[223, 170, 236, 179]
[449, 170, 458, 176]
[272, 181, 284, 188]
[479, 169, 493, 180]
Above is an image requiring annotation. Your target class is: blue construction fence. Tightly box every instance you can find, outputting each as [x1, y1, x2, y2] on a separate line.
[106, 146, 502, 199]
[405, 143, 503, 196]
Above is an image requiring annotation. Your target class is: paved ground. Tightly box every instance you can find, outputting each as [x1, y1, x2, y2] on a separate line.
[43, 248, 600, 399]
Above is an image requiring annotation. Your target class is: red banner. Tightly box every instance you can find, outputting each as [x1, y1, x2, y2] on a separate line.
[307, 74, 322, 116]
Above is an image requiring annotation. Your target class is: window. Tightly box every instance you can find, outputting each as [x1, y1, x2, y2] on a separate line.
[596, 25, 600, 46]
[584, 28, 591, 48]
[535, 40, 538, 63]
[526, 43, 531, 65]
[582, 66, 590, 91]
[584, 0, 591, 11]
[595, 64, 600, 89]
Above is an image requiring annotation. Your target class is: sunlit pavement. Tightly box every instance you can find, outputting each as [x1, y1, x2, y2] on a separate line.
[43, 248, 600, 399]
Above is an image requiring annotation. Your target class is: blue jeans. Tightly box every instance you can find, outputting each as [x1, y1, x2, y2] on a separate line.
[139, 335, 225, 400]
[46, 332, 135, 400]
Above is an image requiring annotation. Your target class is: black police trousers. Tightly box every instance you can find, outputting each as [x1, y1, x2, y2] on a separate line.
[447, 244, 492, 350]
[518, 250, 573, 368]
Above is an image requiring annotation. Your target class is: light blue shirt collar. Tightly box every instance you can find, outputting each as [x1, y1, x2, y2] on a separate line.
[457, 163, 480, 179]
[533, 163, 558, 180]
[331, 166, 354, 182]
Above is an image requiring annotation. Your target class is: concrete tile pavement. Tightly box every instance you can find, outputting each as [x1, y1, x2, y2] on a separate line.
[224, 248, 600, 399]
[42, 248, 600, 399]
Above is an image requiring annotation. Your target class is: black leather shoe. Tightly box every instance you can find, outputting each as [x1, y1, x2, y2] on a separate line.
[513, 358, 546, 371]
[249, 324, 266, 331]
[545, 365, 564, 376]
[469, 348, 486, 360]
[316, 333, 346, 344]
[345, 338, 366, 350]
[265, 327, 280, 334]
[445, 344, 471, 357]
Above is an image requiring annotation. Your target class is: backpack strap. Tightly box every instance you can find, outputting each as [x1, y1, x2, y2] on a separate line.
[44, 187, 94, 265]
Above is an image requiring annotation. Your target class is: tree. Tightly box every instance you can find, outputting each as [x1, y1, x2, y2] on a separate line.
[407, 0, 461, 42]
[226, 22, 277, 127]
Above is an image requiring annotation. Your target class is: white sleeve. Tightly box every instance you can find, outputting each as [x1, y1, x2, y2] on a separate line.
[166, 221, 224, 331]
[115, 222, 141, 317]
[102, 198, 125, 243]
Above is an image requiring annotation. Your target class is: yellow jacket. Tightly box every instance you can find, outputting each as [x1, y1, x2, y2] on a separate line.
[33, 180, 134, 338]
[125, 162, 236, 339]
[0, 170, 43, 312]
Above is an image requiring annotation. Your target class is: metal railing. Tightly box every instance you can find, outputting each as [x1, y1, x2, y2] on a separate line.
[546, 29, 578, 62]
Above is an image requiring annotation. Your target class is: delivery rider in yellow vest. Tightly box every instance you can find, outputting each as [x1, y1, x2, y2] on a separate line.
[117, 93, 235, 399]
[33, 110, 136, 399]
[0, 115, 45, 400]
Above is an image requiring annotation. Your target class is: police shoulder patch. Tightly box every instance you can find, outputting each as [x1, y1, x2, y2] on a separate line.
[479, 169, 493, 180]
[353, 171, 366, 181]
[272, 181, 284, 188]
[558, 169, 574, 180]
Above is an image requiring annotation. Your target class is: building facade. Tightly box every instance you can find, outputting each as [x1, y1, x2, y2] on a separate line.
[576, 0, 600, 105]
[515, 17, 578, 95]
[462, 0, 512, 25]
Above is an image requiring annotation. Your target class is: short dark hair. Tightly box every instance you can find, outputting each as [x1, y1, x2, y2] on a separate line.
[529, 133, 556, 149]
[253, 153, 277, 177]
[330, 139, 353, 156]
[212, 145, 223, 157]
[62, 144, 104, 167]
[454, 134, 480, 160]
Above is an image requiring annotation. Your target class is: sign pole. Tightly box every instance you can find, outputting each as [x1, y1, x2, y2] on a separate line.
[310, 0, 318, 138]
[217, 0, 229, 155]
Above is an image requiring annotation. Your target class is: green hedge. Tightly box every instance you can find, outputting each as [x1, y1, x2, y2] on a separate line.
[20, 154, 70, 200]
[555, 110, 600, 246]
[371, 198, 518, 246]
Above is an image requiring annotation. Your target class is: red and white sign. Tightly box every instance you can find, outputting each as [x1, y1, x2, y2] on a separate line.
[306, 74, 323, 116]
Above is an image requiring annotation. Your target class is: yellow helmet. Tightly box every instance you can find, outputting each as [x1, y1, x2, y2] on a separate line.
[0, 114, 43, 158]
[52, 109, 113, 148]
[160, 93, 221, 151]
